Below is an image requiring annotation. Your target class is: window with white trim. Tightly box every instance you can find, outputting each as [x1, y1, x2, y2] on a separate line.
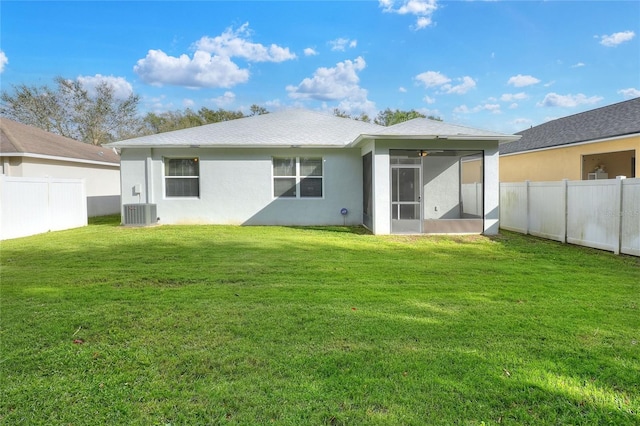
[165, 158, 200, 197]
[273, 157, 323, 198]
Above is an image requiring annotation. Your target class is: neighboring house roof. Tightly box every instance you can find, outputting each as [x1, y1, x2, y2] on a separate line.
[0, 118, 120, 166]
[502, 97, 640, 155]
[107, 109, 384, 148]
[107, 109, 518, 149]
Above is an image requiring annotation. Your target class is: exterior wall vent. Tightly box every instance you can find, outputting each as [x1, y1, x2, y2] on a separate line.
[123, 204, 158, 226]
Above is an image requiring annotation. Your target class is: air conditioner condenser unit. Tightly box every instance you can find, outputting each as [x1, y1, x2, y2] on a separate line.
[123, 204, 158, 226]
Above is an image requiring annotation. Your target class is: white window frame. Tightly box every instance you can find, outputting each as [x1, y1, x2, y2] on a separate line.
[272, 157, 324, 199]
[163, 157, 200, 199]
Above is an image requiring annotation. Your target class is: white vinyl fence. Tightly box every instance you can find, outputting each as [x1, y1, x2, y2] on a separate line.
[500, 177, 640, 256]
[0, 176, 87, 240]
[461, 183, 483, 217]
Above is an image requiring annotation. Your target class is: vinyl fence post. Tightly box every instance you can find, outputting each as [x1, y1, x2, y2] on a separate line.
[561, 179, 568, 244]
[525, 180, 531, 235]
[47, 176, 52, 233]
[614, 176, 626, 255]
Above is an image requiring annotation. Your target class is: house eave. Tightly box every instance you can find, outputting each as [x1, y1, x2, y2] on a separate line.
[350, 133, 520, 147]
[110, 143, 349, 150]
[0, 152, 120, 167]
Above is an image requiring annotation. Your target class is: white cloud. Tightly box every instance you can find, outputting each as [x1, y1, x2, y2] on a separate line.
[415, 71, 475, 95]
[512, 118, 533, 129]
[399, 86, 407, 93]
[414, 16, 432, 30]
[265, 99, 283, 109]
[77, 74, 134, 99]
[507, 74, 541, 87]
[287, 56, 366, 101]
[329, 38, 358, 51]
[571, 62, 586, 68]
[538, 92, 603, 108]
[0, 51, 7, 73]
[183, 99, 195, 108]
[441, 76, 476, 95]
[194, 23, 296, 62]
[145, 94, 174, 113]
[509, 103, 519, 110]
[209, 91, 236, 107]
[135, 49, 249, 88]
[453, 103, 500, 114]
[415, 71, 450, 88]
[380, 0, 438, 30]
[500, 92, 528, 102]
[453, 105, 470, 114]
[618, 88, 640, 98]
[286, 56, 376, 116]
[304, 48, 318, 56]
[599, 31, 635, 47]
[423, 95, 435, 104]
[135, 23, 295, 89]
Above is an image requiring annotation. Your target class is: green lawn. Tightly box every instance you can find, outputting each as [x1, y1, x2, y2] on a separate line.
[1, 216, 639, 425]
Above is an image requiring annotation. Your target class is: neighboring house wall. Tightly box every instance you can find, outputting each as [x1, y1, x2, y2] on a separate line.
[2, 156, 121, 217]
[500, 135, 639, 182]
[119, 147, 363, 226]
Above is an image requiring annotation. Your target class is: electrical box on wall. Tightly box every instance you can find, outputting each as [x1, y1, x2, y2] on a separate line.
[133, 183, 142, 194]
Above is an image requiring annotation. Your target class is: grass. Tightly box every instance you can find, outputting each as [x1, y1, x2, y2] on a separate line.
[1, 215, 639, 425]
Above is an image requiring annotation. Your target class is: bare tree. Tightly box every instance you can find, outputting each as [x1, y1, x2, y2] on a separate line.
[1, 76, 141, 145]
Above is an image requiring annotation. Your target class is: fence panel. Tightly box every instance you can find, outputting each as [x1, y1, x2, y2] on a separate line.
[529, 181, 566, 242]
[49, 178, 87, 231]
[621, 179, 640, 256]
[566, 180, 620, 253]
[461, 183, 483, 217]
[0, 176, 87, 240]
[500, 178, 639, 256]
[499, 182, 528, 233]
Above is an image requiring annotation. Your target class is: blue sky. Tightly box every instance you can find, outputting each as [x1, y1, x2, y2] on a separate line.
[1, 1, 638, 133]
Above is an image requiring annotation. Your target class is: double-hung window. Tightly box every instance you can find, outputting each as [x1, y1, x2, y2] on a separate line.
[165, 158, 200, 197]
[273, 157, 323, 198]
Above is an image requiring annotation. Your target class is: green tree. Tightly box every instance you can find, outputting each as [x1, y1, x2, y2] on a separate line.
[249, 104, 268, 116]
[198, 107, 244, 124]
[332, 108, 351, 119]
[1, 76, 141, 145]
[374, 108, 427, 126]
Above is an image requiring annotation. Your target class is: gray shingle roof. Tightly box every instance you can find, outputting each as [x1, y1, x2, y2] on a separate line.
[0, 118, 120, 165]
[107, 109, 518, 148]
[371, 117, 514, 139]
[107, 109, 384, 148]
[501, 97, 640, 155]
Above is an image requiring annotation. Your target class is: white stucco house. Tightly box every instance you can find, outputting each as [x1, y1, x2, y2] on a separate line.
[107, 110, 519, 235]
[1, 118, 121, 217]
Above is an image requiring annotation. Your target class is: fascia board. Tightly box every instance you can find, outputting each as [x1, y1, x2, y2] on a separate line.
[1, 152, 120, 167]
[114, 144, 346, 149]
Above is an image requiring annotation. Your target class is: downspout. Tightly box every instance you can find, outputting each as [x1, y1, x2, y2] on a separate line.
[145, 149, 154, 204]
